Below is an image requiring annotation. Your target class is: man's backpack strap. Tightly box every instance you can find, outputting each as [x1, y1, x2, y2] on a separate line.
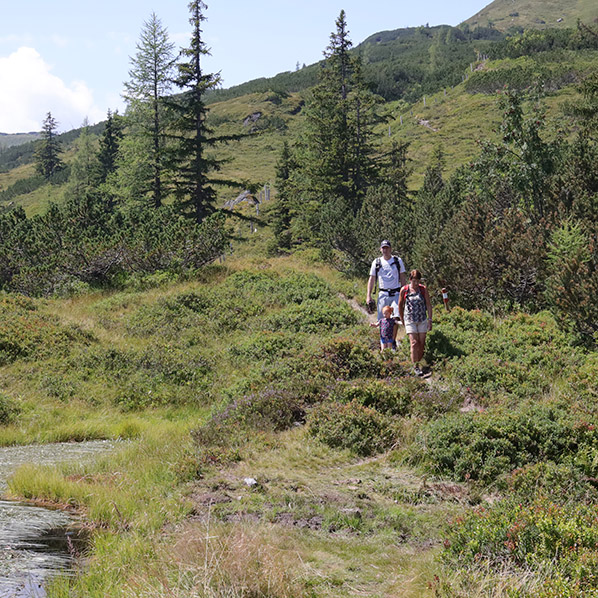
[375, 256, 399, 277]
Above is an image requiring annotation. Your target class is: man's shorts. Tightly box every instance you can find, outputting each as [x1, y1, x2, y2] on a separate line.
[405, 320, 429, 334]
[377, 291, 399, 320]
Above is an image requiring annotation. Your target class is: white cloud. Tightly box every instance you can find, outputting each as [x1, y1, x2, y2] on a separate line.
[0, 47, 104, 133]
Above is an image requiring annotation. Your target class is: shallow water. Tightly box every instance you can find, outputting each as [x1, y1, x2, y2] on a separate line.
[0, 441, 114, 597]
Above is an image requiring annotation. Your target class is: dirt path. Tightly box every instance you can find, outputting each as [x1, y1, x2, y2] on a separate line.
[340, 293, 481, 411]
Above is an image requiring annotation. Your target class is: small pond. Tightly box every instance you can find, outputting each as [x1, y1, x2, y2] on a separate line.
[0, 441, 114, 597]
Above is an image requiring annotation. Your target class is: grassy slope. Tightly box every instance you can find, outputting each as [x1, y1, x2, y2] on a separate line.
[2, 248, 595, 596]
[0, 132, 40, 149]
[0, 162, 35, 193]
[0, 254, 448, 596]
[465, 0, 598, 30]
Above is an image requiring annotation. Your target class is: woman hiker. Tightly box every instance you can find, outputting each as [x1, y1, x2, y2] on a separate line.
[398, 269, 433, 376]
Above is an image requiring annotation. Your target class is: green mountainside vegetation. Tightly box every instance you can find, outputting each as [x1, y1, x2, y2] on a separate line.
[0, 131, 40, 149]
[1, 0, 598, 595]
[466, 0, 598, 31]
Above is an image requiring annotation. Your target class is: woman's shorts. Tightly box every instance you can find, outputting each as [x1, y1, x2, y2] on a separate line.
[405, 320, 429, 334]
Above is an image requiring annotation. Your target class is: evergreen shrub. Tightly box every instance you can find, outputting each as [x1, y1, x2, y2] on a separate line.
[415, 405, 598, 483]
[0, 393, 20, 425]
[507, 461, 598, 505]
[263, 299, 359, 334]
[229, 331, 304, 361]
[193, 388, 306, 458]
[315, 337, 380, 379]
[566, 354, 598, 412]
[429, 309, 576, 400]
[443, 496, 598, 595]
[308, 399, 396, 456]
[0, 293, 94, 365]
[329, 379, 414, 416]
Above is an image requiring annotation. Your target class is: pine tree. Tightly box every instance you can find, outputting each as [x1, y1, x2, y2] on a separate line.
[167, 1, 238, 223]
[299, 11, 380, 215]
[421, 145, 445, 197]
[272, 141, 296, 250]
[96, 109, 124, 184]
[34, 112, 64, 180]
[123, 12, 176, 208]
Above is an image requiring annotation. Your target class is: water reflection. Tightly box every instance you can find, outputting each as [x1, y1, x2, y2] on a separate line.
[0, 441, 114, 597]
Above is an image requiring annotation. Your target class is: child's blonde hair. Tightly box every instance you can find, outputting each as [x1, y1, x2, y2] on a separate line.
[382, 305, 393, 318]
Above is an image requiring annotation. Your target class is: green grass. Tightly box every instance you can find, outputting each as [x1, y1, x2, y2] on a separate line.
[1, 251, 596, 596]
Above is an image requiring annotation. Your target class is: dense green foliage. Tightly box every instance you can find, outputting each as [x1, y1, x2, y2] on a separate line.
[359, 24, 502, 102]
[0, 200, 228, 296]
[1, 256, 597, 595]
[3, 8, 598, 596]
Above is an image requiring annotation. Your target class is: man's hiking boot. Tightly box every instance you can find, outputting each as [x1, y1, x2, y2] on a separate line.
[413, 365, 423, 377]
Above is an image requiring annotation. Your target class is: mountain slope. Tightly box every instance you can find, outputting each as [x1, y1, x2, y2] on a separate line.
[0, 132, 40, 150]
[465, 0, 598, 32]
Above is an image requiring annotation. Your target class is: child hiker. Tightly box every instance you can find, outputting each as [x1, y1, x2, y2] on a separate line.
[370, 305, 398, 351]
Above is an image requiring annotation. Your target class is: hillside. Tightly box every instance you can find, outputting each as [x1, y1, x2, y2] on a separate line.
[465, 0, 598, 31]
[1, 253, 597, 596]
[1, 3, 598, 597]
[4, 42, 597, 214]
[206, 24, 503, 106]
[0, 132, 40, 150]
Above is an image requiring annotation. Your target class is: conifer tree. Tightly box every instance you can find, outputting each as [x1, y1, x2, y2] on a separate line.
[69, 119, 100, 199]
[34, 112, 64, 180]
[299, 11, 380, 217]
[96, 109, 124, 184]
[168, 1, 238, 223]
[272, 141, 296, 250]
[123, 12, 176, 208]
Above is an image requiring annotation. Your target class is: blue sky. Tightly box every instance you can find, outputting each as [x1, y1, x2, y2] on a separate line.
[0, 0, 488, 133]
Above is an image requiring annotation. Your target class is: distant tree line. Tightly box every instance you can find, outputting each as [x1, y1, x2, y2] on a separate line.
[204, 24, 504, 106]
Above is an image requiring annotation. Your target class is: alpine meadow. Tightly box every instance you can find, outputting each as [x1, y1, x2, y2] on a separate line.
[3, 0, 598, 596]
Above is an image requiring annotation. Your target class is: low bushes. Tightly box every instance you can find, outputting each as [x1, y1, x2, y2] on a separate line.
[0, 293, 94, 365]
[193, 388, 306, 463]
[443, 496, 598, 595]
[229, 331, 304, 361]
[308, 400, 397, 457]
[0, 205, 229, 296]
[0, 393, 20, 425]
[315, 337, 381, 379]
[415, 405, 598, 483]
[329, 379, 414, 417]
[263, 299, 359, 334]
[427, 309, 577, 401]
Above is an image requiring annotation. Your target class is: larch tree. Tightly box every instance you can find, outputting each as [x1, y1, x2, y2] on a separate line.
[123, 12, 176, 208]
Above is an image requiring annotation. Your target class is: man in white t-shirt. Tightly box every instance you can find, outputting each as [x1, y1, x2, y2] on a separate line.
[366, 240, 407, 326]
